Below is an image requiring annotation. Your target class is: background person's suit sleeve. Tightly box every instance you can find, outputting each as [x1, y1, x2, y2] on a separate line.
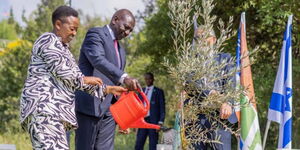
[81, 28, 124, 84]
[159, 89, 166, 123]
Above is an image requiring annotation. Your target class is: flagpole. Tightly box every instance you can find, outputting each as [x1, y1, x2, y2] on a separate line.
[262, 120, 271, 149]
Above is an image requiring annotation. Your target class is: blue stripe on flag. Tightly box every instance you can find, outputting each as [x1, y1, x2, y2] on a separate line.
[269, 93, 284, 113]
[235, 25, 241, 77]
[240, 140, 243, 150]
[236, 27, 241, 66]
[283, 118, 292, 147]
[236, 20, 243, 150]
[283, 25, 292, 82]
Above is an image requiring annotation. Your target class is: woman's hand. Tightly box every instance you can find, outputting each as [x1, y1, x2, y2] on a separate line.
[106, 86, 128, 96]
[83, 76, 103, 86]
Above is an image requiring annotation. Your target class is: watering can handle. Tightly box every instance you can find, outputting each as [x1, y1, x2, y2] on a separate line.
[137, 88, 150, 111]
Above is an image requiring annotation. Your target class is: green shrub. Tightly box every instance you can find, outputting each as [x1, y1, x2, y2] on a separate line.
[0, 40, 32, 133]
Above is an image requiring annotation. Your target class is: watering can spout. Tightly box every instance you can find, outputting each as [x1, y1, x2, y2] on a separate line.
[129, 118, 160, 130]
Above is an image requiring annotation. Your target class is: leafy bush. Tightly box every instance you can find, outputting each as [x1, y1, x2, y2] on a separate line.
[0, 40, 32, 133]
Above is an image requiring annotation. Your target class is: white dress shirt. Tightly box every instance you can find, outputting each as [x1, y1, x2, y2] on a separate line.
[145, 85, 154, 117]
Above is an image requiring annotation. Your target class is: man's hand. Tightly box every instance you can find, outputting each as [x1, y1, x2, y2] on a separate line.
[83, 76, 103, 86]
[156, 122, 163, 132]
[118, 128, 130, 134]
[106, 86, 128, 96]
[123, 77, 141, 91]
[220, 103, 232, 119]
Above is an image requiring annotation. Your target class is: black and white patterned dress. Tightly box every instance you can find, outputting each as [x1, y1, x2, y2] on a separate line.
[20, 32, 105, 149]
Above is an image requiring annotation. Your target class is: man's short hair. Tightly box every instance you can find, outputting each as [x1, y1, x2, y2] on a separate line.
[144, 72, 154, 79]
[52, 6, 78, 25]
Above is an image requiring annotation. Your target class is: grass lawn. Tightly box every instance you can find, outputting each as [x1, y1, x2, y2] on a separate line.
[0, 129, 149, 150]
[0, 132, 32, 149]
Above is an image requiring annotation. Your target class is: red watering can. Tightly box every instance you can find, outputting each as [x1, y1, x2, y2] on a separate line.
[110, 88, 161, 130]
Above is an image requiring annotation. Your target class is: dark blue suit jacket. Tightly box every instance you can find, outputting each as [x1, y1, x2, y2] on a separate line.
[185, 52, 235, 122]
[189, 52, 233, 97]
[75, 26, 126, 117]
[144, 87, 166, 124]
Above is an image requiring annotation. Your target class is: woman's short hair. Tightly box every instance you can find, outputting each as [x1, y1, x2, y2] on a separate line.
[52, 6, 78, 25]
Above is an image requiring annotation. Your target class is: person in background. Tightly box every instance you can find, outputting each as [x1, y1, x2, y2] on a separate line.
[19, 6, 127, 149]
[185, 25, 237, 150]
[135, 72, 166, 150]
[75, 9, 139, 150]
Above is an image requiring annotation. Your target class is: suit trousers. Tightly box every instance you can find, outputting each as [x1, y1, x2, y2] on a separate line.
[75, 111, 116, 150]
[135, 117, 159, 150]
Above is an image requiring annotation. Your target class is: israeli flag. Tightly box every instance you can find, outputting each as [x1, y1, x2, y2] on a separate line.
[268, 15, 293, 149]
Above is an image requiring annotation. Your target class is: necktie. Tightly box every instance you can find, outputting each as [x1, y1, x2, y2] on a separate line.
[145, 88, 149, 96]
[114, 40, 121, 68]
[145, 87, 150, 116]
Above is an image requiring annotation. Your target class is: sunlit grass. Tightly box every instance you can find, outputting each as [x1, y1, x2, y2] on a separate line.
[0, 132, 32, 150]
[0, 129, 150, 150]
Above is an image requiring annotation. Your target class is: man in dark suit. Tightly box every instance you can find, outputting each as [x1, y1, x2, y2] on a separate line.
[75, 9, 139, 150]
[185, 25, 237, 150]
[191, 52, 235, 150]
[135, 72, 166, 150]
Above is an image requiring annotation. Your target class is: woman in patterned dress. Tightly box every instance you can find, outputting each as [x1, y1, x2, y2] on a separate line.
[19, 6, 127, 149]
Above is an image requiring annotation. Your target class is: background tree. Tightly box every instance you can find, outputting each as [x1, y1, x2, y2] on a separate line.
[0, 20, 18, 41]
[135, 0, 173, 74]
[0, 40, 32, 132]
